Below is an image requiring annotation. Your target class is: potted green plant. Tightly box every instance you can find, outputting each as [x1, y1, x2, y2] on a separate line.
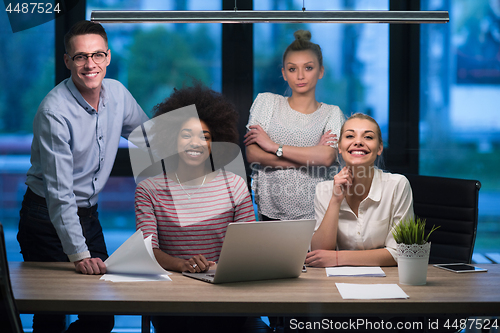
[392, 216, 440, 285]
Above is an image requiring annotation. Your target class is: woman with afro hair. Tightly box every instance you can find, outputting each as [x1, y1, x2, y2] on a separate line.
[134, 83, 255, 332]
[135, 82, 255, 274]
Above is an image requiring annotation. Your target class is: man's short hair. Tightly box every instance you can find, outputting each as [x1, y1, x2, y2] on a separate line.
[64, 20, 108, 54]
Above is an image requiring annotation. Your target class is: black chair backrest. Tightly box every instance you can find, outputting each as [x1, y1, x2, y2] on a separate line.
[0, 222, 23, 333]
[404, 174, 481, 265]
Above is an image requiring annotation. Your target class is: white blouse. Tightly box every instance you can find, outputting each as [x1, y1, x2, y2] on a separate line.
[314, 168, 414, 261]
[247, 92, 345, 220]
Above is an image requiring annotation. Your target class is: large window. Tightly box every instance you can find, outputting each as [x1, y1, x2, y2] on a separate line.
[2, 0, 499, 330]
[0, 14, 54, 260]
[253, 0, 389, 142]
[420, 0, 500, 256]
[87, 0, 222, 113]
[0, 12, 56, 331]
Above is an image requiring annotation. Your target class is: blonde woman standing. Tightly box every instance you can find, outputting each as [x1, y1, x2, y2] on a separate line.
[245, 30, 345, 221]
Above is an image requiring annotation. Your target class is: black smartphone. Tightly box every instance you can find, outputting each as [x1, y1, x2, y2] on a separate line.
[434, 263, 488, 273]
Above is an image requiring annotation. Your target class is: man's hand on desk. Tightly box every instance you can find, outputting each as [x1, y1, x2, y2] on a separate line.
[74, 257, 107, 275]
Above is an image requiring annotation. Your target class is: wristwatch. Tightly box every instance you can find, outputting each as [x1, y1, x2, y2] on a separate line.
[275, 144, 283, 157]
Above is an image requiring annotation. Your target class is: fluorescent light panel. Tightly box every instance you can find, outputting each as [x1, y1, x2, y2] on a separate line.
[91, 10, 449, 24]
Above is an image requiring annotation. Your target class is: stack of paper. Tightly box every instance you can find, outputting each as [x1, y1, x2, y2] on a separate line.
[336, 283, 409, 299]
[100, 230, 172, 282]
[326, 266, 386, 277]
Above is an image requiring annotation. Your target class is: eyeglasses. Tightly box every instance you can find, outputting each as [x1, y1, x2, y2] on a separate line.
[68, 51, 109, 66]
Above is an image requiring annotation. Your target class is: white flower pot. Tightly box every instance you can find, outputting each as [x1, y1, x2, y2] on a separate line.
[397, 242, 431, 286]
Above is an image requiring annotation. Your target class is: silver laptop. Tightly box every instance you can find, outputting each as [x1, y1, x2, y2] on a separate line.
[182, 219, 315, 284]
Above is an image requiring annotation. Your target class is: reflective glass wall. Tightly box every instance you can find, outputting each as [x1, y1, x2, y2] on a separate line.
[420, 0, 500, 256]
[0, 11, 56, 331]
[0, 14, 54, 258]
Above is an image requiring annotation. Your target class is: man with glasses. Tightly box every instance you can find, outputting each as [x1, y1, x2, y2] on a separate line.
[17, 20, 149, 333]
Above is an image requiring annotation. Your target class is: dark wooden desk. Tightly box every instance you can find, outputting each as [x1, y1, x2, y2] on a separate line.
[11, 262, 500, 318]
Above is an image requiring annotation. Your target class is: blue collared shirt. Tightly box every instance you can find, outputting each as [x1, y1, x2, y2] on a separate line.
[26, 77, 149, 262]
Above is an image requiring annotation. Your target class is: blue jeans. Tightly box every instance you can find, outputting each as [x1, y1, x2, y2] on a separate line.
[17, 187, 114, 333]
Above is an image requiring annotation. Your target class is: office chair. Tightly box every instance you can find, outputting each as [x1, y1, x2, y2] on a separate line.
[0, 222, 24, 333]
[403, 175, 481, 333]
[405, 174, 481, 264]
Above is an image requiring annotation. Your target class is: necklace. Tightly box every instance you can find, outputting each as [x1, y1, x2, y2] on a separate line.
[175, 172, 207, 199]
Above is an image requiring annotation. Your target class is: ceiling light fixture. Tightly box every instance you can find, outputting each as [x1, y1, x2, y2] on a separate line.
[91, 10, 449, 24]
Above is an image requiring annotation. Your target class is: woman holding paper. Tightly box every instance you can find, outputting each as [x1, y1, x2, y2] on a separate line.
[135, 83, 255, 275]
[306, 113, 414, 267]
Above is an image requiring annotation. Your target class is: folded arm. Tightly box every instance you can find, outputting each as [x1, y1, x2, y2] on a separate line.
[306, 248, 397, 267]
[245, 125, 337, 168]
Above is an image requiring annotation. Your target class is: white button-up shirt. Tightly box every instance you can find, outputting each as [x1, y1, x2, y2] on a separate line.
[314, 168, 414, 261]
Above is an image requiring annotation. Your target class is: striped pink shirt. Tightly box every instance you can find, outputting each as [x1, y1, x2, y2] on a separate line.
[135, 170, 255, 262]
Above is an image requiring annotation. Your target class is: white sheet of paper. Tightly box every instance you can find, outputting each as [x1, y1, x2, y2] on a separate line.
[326, 266, 386, 277]
[101, 274, 172, 282]
[100, 230, 172, 282]
[335, 283, 409, 299]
